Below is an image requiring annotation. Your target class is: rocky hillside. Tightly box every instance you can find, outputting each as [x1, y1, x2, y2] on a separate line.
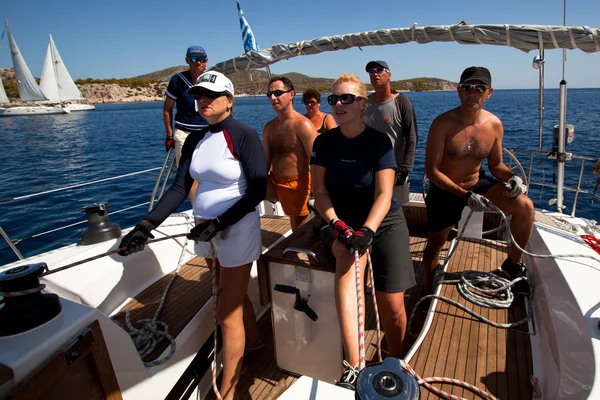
[1, 67, 457, 104]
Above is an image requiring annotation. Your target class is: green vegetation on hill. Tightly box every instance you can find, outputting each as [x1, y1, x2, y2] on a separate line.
[0, 65, 456, 103]
[74, 77, 159, 88]
[134, 66, 457, 94]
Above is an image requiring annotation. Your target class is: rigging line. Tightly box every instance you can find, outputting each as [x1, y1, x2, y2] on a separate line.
[39, 233, 189, 277]
[0, 167, 161, 204]
[12, 202, 151, 244]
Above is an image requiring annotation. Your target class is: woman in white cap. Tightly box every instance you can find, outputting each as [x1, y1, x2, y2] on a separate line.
[119, 71, 267, 399]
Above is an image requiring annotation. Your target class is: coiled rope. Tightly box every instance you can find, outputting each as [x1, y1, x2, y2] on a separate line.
[111, 216, 193, 367]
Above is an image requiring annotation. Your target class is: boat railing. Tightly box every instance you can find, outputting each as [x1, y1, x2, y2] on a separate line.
[507, 148, 600, 217]
[0, 167, 164, 261]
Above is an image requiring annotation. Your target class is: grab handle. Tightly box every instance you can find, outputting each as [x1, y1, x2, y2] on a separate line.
[282, 247, 319, 264]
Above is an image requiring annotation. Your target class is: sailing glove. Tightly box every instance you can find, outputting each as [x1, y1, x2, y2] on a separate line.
[188, 218, 224, 242]
[466, 191, 491, 212]
[395, 170, 410, 186]
[507, 175, 526, 198]
[330, 219, 353, 245]
[165, 136, 175, 152]
[118, 223, 155, 256]
[346, 227, 375, 256]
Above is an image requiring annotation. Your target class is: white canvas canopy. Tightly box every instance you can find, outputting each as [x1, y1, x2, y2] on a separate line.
[211, 23, 600, 74]
[39, 34, 84, 102]
[5, 17, 47, 102]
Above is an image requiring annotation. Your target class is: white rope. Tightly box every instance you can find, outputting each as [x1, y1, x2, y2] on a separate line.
[491, 204, 600, 264]
[112, 216, 192, 367]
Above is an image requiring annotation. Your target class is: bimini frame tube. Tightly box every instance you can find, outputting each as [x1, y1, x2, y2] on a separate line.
[537, 49, 545, 152]
[556, 80, 567, 212]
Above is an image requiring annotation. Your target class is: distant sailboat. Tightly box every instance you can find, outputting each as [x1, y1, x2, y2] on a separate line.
[0, 74, 10, 105]
[0, 18, 68, 117]
[39, 34, 95, 112]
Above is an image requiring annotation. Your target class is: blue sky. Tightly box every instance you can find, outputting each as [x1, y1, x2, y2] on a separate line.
[2, 0, 599, 89]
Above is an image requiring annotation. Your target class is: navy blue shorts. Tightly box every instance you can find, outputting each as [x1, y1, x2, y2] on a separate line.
[425, 171, 503, 232]
[320, 209, 416, 293]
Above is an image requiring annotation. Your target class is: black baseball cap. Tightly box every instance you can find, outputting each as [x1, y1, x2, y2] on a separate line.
[460, 66, 492, 87]
[365, 60, 390, 72]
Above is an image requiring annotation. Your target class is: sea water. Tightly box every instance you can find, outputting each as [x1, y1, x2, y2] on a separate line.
[0, 89, 599, 265]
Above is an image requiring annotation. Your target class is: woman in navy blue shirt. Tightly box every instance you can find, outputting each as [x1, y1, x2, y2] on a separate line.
[311, 73, 415, 390]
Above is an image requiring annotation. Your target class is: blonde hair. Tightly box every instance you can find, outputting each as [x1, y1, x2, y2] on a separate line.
[332, 73, 367, 98]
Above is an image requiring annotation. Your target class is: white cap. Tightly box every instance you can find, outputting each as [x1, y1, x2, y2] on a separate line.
[187, 71, 234, 96]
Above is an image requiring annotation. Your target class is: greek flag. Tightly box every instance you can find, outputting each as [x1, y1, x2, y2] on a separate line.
[236, 0, 259, 53]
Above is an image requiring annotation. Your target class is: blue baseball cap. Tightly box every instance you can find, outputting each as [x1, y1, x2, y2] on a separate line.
[186, 46, 207, 58]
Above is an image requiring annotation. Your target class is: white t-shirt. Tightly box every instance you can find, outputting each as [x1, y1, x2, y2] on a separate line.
[189, 131, 247, 219]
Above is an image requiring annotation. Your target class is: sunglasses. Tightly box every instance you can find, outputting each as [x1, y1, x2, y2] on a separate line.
[303, 99, 318, 106]
[266, 89, 293, 98]
[459, 83, 489, 93]
[188, 56, 207, 63]
[327, 93, 364, 106]
[192, 90, 227, 100]
[368, 67, 389, 76]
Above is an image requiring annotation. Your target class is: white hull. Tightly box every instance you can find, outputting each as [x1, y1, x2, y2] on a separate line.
[0, 206, 290, 399]
[66, 103, 95, 111]
[0, 106, 69, 116]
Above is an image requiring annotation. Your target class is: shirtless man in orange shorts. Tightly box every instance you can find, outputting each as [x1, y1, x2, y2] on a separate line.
[262, 76, 318, 231]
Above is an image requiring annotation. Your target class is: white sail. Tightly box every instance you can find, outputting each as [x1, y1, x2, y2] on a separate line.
[0, 75, 10, 104]
[39, 42, 60, 102]
[39, 34, 83, 102]
[4, 17, 47, 102]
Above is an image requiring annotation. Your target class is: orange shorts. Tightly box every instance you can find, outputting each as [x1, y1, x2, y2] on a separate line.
[269, 173, 311, 217]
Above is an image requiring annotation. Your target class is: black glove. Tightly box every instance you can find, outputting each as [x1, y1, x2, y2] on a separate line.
[346, 227, 374, 256]
[330, 219, 353, 245]
[395, 170, 409, 186]
[165, 136, 175, 152]
[188, 218, 224, 242]
[118, 223, 155, 256]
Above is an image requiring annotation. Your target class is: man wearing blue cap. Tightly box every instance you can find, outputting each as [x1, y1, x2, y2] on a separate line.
[163, 46, 209, 165]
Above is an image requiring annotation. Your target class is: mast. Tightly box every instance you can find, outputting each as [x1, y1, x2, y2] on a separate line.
[50, 34, 62, 104]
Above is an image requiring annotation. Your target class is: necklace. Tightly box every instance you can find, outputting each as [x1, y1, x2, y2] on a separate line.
[466, 124, 480, 152]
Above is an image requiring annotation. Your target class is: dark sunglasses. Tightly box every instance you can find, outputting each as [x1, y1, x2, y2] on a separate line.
[266, 89, 293, 98]
[192, 90, 227, 100]
[303, 99, 318, 106]
[327, 93, 364, 106]
[368, 67, 389, 76]
[459, 83, 489, 93]
[188, 56, 207, 63]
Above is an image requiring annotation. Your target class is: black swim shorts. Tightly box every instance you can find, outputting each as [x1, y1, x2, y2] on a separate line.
[425, 171, 504, 232]
[320, 209, 416, 294]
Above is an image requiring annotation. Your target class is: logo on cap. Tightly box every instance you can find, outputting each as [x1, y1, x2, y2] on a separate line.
[200, 74, 218, 84]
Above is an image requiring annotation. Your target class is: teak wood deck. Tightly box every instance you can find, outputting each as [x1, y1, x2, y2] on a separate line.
[205, 231, 449, 400]
[409, 238, 533, 399]
[112, 216, 291, 363]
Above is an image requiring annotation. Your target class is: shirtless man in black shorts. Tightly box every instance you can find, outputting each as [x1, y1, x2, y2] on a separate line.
[423, 66, 534, 292]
